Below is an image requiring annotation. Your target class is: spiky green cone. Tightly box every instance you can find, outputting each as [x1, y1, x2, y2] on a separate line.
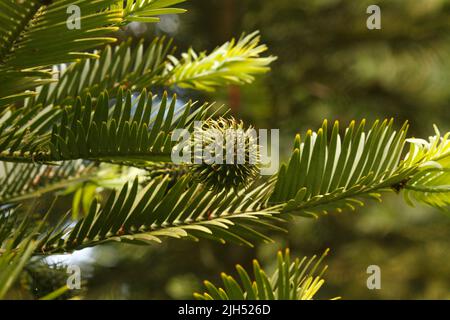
[190, 118, 260, 192]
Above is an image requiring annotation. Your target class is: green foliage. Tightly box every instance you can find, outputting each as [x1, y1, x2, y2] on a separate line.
[32, 37, 175, 107]
[0, 0, 449, 300]
[194, 249, 335, 300]
[21, 119, 450, 258]
[164, 31, 277, 91]
[270, 119, 412, 216]
[46, 90, 208, 165]
[37, 176, 281, 254]
[24, 31, 275, 107]
[0, 161, 96, 204]
[0, 90, 210, 164]
[403, 127, 450, 211]
[119, 0, 187, 23]
[0, 0, 187, 103]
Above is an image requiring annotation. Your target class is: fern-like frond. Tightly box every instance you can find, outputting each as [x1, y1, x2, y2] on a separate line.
[194, 249, 335, 300]
[164, 31, 277, 92]
[0, 0, 187, 104]
[120, 0, 187, 23]
[31, 37, 175, 107]
[0, 0, 121, 69]
[31, 32, 276, 107]
[2, 118, 447, 259]
[0, 70, 55, 106]
[269, 119, 414, 217]
[403, 127, 450, 211]
[0, 0, 118, 100]
[0, 104, 60, 162]
[404, 168, 450, 211]
[37, 176, 283, 254]
[144, 161, 191, 182]
[0, 161, 97, 204]
[403, 125, 450, 167]
[1, 90, 210, 165]
[0, 209, 17, 245]
[47, 90, 209, 165]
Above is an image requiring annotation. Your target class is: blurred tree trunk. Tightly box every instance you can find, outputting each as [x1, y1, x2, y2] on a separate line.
[221, 0, 241, 113]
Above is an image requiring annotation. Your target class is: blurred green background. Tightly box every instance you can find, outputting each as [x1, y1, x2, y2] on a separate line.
[64, 0, 450, 300]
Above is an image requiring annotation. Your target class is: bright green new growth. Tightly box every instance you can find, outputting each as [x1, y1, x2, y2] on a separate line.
[403, 127, 450, 212]
[0, 0, 449, 299]
[164, 31, 277, 91]
[195, 249, 336, 300]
